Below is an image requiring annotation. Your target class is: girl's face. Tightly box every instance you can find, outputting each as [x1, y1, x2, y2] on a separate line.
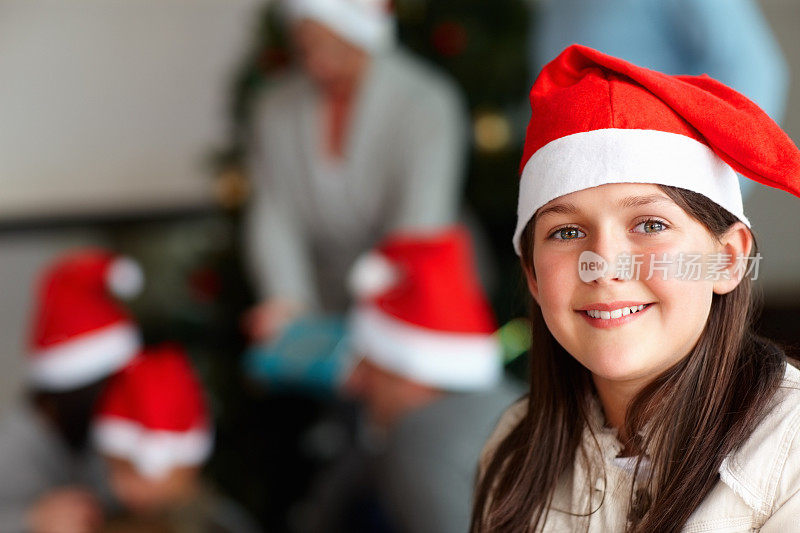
[527, 183, 742, 390]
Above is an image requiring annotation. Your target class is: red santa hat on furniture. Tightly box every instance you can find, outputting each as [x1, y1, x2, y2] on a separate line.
[283, 0, 395, 52]
[348, 226, 502, 391]
[28, 249, 144, 391]
[513, 44, 800, 255]
[92, 344, 213, 479]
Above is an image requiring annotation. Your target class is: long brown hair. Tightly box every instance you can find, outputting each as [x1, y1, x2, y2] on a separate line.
[471, 185, 786, 532]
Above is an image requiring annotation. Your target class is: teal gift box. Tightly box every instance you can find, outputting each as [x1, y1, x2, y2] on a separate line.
[243, 315, 354, 394]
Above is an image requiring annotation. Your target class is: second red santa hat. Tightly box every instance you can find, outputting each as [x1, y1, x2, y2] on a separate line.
[348, 226, 502, 391]
[92, 344, 213, 478]
[513, 44, 800, 255]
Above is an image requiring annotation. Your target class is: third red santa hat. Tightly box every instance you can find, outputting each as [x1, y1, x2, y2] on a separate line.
[513, 44, 800, 255]
[28, 249, 144, 391]
[92, 344, 213, 479]
[347, 226, 502, 391]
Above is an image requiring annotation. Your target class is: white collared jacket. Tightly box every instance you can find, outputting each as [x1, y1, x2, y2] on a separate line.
[479, 363, 800, 532]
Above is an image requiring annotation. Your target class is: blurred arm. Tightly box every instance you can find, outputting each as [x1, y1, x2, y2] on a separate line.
[0, 410, 44, 533]
[0, 408, 101, 533]
[382, 436, 474, 533]
[244, 104, 320, 311]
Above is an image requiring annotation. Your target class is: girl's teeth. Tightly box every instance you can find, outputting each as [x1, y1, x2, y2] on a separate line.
[586, 304, 648, 320]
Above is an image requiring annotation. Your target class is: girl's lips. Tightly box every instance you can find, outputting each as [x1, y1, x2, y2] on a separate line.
[577, 303, 654, 329]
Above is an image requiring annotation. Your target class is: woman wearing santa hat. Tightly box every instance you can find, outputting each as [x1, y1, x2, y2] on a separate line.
[0, 249, 143, 533]
[471, 45, 800, 531]
[244, 0, 468, 339]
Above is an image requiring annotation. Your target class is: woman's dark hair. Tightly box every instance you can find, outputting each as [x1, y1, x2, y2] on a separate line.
[471, 185, 786, 532]
[30, 377, 109, 452]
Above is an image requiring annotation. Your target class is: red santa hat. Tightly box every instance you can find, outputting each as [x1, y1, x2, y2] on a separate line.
[348, 226, 502, 391]
[513, 44, 800, 255]
[28, 249, 144, 391]
[92, 344, 213, 479]
[283, 0, 395, 52]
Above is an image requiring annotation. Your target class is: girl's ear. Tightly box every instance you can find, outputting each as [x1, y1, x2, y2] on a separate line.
[523, 263, 540, 303]
[713, 222, 754, 295]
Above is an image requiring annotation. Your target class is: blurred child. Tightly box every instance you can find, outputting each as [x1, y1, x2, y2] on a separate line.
[0, 249, 143, 533]
[92, 344, 260, 533]
[295, 227, 523, 533]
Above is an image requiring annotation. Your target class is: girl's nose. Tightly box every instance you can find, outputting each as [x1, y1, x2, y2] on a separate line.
[587, 231, 630, 285]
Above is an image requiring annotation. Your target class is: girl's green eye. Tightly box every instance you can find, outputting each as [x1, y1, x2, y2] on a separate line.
[635, 219, 668, 234]
[551, 227, 585, 240]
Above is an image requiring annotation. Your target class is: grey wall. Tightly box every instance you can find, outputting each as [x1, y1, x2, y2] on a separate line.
[0, 0, 259, 220]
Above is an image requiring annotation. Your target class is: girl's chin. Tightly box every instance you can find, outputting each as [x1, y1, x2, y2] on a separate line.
[590, 368, 653, 384]
[577, 352, 656, 382]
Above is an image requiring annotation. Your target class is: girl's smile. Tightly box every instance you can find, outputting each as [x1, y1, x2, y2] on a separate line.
[576, 301, 655, 329]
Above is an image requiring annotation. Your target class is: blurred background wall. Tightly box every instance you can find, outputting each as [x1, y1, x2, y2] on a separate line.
[0, 0, 258, 218]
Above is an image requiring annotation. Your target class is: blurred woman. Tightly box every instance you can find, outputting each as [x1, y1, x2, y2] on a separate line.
[244, 0, 468, 339]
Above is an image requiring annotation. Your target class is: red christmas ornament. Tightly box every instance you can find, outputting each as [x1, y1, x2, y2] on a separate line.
[431, 21, 468, 58]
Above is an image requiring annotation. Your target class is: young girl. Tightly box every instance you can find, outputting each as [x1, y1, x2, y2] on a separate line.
[471, 45, 800, 532]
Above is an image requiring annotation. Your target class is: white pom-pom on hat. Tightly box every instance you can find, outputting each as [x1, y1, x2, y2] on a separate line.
[106, 256, 144, 299]
[348, 251, 398, 300]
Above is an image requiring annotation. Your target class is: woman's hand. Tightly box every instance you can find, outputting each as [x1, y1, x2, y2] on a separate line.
[241, 298, 306, 343]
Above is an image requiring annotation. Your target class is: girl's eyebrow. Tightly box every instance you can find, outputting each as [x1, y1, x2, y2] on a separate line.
[535, 202, 579, 220]
[616, 194, 673, 209]
[536, 194, 672, 221]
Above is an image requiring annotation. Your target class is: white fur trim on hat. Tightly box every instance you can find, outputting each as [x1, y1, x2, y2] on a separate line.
[93, 417, 214, 479]
[512, 128, 748, 255]
[349, 305, 502, 391]
[284, 0, 395, 52]
[29, 322, 141, 391]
